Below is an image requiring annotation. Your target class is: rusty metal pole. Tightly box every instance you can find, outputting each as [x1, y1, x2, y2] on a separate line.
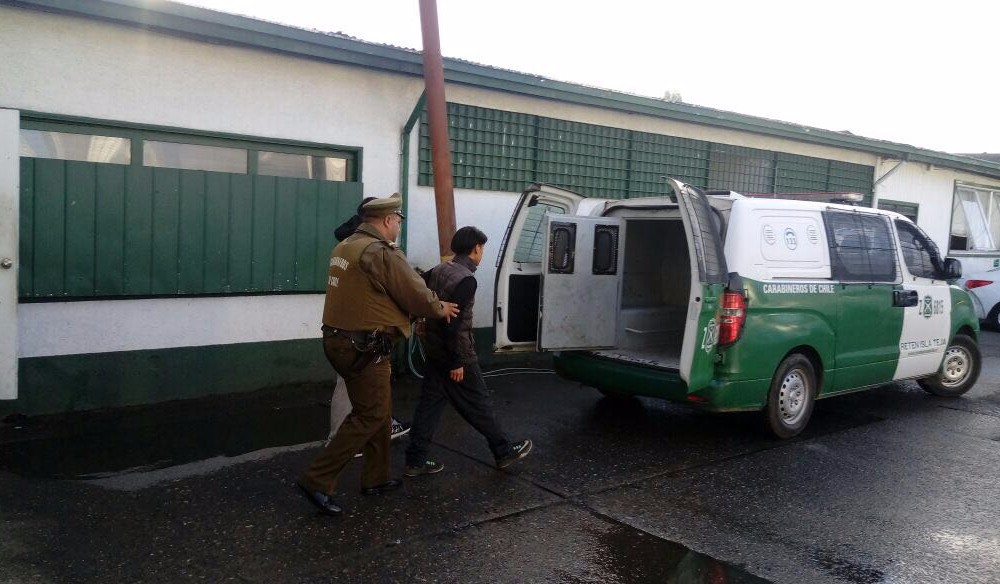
[418, 0, 456, 260]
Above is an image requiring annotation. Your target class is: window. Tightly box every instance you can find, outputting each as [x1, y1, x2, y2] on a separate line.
[950, 185, 1000, 251]
[708, 144, 774, 194]
[419, 102, 875, 200]
[143, 140, 247, 173]
[18, 118, 363, 299]
[512, 201, 565, 263]
[548, 222, 576, 274]
[896, 220, 942, 279]
[592, 225, 619, 275]
[878, 199, 919, 222]
[19, 129, 130, 164]
[824, 211, 897, 282]
[258, 151, 347, 182]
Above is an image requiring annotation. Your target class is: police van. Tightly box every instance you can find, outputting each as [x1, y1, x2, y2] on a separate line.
[493, 179, 981, 437]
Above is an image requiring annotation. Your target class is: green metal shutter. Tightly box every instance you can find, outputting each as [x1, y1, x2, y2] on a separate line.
[19, 159, 361, 298]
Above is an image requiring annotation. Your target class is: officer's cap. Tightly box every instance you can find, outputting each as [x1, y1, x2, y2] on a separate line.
[361, 193, 404, 218]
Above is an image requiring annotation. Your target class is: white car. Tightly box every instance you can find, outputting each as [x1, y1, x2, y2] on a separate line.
[961, 268, 1000, 330]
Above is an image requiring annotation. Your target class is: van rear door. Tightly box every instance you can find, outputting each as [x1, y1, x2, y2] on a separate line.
[494, 184, 585, 352]
[538, 215, 625, 350]
[669, 179, 729, 391]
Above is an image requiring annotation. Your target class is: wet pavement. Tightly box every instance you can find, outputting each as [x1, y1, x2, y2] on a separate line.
[1, 333, 999, 583]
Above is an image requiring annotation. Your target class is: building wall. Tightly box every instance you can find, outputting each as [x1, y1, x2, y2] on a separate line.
[0, 7, 419, 353]
[0, 6, 428, 412]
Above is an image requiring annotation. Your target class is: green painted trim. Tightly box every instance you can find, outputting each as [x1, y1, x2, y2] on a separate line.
[21, 114, 361, 177]
[399, 91, 427, 254]
[2, 338, 332, 416]
[7, 0, 1000, 179]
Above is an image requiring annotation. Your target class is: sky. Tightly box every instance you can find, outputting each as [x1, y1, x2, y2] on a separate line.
[181, 0, 999, 154]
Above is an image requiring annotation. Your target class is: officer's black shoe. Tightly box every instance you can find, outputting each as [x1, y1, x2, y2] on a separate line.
[361, 478, 403, 496]
[297, 483, 343, 516]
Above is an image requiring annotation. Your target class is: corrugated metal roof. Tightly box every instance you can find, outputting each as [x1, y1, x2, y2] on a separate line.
[6, 0, 1000, 180]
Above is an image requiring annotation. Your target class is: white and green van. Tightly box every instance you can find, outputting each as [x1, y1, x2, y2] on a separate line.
[493, 179, 981, 437]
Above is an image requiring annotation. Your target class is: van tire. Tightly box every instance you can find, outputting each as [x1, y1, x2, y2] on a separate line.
[764, 354, 816, 439]
[917, 334, 980, 397]
[986, 304, 1000, 331]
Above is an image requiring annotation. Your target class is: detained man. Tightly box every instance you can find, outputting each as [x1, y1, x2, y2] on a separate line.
[404, 226, 532, 477]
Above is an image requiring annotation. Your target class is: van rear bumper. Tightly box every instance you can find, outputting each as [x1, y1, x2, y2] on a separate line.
[552, 351, 768, 412]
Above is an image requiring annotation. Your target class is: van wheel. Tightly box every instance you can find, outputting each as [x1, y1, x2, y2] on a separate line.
[764, 354, 816, 439]
[917, 334, 980, 397]
[987, 304, 1000, 331]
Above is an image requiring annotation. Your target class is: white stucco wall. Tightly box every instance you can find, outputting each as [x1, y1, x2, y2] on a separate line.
[0, 6, 423, 196]
[16, 295, 324, 358]
[874, 160, 956, 245]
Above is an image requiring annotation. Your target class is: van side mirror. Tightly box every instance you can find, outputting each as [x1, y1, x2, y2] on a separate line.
[941, 258, 962, 280]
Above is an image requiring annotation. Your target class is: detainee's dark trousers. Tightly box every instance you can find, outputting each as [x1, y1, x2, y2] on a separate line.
[405, 360, 514, 467]
[300, 335, 392, 494]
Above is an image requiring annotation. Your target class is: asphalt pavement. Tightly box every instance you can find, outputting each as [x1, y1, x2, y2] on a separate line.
[1, 332, 999, 583]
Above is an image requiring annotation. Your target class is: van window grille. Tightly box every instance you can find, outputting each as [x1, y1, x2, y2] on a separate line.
[548, 222, 576, 274]
[592, 225, 619, 275]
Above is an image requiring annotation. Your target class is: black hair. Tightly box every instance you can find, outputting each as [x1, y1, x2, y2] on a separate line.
[333, 196, 377, 241]
[450, 226, 488, 255]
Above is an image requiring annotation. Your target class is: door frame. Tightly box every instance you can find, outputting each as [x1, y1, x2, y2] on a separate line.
[1, 109, 20, 400]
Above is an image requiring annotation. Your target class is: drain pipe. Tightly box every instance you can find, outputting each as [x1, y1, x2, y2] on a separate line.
[399, 91, 427, 254]
[872, 157, 906, 208]
[419, 0, 457, 260]
[874, 158, 906, 187]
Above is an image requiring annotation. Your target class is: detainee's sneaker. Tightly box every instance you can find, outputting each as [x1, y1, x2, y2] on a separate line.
[390, 419, 412, 440]
[496, 439, 533, 469]
[404, 460, 445, 477]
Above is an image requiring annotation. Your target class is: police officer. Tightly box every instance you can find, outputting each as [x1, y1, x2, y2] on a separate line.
[297, 193, 459, 516]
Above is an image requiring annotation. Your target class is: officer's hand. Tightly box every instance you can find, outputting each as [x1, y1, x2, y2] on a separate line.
[450, 366, 464, 382]
[441, 301, 460, 322]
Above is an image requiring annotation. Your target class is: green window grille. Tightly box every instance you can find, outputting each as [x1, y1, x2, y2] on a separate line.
[774, 153, 830, 194]
[628, 132, 709, 198]
[417, 102, 876, 202]
[828, 160, 876, 205]
[535, 118, 631, 198]
[419, 103, 536, 193]
[707, 143, 775, 194]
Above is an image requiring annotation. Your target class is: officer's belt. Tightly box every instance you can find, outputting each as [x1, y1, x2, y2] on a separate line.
[321, 325, 375, 343]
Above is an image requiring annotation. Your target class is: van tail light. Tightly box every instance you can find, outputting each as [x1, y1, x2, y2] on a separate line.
[965, 279, 993, 290]
[718, 290, 747, 346]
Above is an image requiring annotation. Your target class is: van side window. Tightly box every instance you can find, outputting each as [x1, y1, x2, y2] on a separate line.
[513, 202, 565, 263]
[823, 211, 897, 282]
[895, 220, 942, 279]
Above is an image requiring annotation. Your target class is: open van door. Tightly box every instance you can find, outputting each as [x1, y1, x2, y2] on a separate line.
[538, 214, 625, 350]
[494, 184, 585, 352]
[668, 179, 729, 392]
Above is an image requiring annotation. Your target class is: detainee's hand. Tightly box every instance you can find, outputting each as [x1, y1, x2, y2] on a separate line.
[450, 366, 464, 382]
[440, 301, 460, 322]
